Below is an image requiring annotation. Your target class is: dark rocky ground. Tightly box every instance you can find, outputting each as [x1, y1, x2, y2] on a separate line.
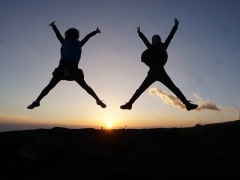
[1, 120, 240, 179]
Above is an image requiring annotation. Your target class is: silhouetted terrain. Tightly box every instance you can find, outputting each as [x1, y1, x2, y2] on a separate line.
[1, 120, 240, 179]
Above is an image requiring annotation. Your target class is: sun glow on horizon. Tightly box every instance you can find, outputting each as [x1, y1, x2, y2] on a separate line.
[102, 114, 116, 129]
[106, 120, 113, 129]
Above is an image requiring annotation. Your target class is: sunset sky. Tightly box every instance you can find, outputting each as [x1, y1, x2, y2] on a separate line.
[0, 0, 239, 131]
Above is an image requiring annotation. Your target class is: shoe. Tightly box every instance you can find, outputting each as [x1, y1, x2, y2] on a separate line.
[120, 102, 132, 110]
[185, 101, 198, 111]
[27, 101, 40, 109]
[97, 100, 106, 108]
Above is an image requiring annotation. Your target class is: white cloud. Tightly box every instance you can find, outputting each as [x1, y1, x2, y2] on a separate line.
[193, 94, 220, 111]
[149, 87, 185, 109]
[149, 87, 234, 112]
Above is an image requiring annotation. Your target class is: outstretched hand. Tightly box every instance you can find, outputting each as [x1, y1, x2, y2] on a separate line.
[49, 20, 55, 27]
[96, 27, 101, 34]
[174, 18, 179, 25]
[137, 26, 141, 33]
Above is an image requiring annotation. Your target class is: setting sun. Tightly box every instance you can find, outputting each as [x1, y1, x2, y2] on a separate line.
[106, 121, 113, 129]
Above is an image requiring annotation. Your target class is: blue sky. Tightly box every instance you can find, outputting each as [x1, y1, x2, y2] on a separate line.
[0, 0, 239, 131]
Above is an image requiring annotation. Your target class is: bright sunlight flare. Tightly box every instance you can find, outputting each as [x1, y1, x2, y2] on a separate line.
[104, 115, 115, 129]
[106, 121, 113, 129]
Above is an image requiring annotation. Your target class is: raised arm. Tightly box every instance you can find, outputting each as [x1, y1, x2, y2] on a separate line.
[49, 21, 64, 44]
[80, 27, 101, 47]
[164, 18, 179, 50]
[137, 26, 151, 48]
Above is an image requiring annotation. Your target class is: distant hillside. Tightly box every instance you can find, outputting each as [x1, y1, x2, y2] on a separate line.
[0, 120, 240, 179]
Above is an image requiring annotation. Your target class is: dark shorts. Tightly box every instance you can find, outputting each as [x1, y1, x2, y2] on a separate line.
[52, 64, 84, 81]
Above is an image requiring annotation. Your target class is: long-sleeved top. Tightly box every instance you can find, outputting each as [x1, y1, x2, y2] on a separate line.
[139, 23, 178, 67]
[51, 25, 98, 66]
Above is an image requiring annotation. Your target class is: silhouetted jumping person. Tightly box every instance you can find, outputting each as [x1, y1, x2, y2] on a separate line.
[27, 21, 106, 109]
[120, 18, 198, 111]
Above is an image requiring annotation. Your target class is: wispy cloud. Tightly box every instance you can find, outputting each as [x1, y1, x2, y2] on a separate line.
[193, 94, 220, 111]
[149, 87, 232, 112]
[149, 87, 185, 109]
